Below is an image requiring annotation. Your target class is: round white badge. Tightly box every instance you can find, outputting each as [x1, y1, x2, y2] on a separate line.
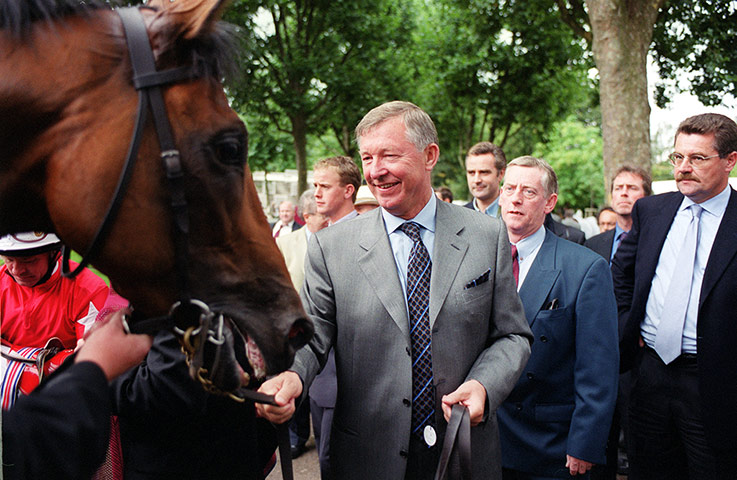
[423, 425, 437, 447]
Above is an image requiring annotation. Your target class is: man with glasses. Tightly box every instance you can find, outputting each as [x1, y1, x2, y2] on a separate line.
[612, 113, 737, 479]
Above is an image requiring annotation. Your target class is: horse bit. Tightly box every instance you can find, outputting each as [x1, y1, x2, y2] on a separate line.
[59, 6, 274, 407]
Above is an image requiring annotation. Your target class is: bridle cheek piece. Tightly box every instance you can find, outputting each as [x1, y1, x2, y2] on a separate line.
[60, 6, 275, 406]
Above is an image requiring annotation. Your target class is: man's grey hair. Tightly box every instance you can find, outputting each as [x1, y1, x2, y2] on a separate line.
[355, 101, 438, 152]
[299, 189, 318, 217]
[507, 156, 558, 196]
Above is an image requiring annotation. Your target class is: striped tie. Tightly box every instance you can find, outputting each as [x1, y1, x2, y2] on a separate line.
[399, 221, 435, 439]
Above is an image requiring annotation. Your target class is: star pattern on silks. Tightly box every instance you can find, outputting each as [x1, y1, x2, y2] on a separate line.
[399, 221, 435, 438]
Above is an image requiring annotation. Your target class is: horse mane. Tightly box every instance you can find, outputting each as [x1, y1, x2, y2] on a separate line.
[177, 22, 240, 83]
[0, 0, 239, 82]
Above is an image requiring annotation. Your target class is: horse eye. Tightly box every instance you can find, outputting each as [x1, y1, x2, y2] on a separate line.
[213, 136, 245, 165]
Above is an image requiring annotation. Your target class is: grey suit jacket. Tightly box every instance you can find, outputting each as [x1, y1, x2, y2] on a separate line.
[292, 198, 532, 479]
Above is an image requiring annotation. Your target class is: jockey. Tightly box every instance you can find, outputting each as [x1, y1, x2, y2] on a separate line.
[0, 232, 109, 350]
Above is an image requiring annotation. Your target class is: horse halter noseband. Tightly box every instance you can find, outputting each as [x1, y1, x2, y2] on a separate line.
[60, 7, 276, 407]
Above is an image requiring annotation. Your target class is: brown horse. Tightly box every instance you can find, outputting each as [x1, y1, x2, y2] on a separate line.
[0, 0, 311, 396]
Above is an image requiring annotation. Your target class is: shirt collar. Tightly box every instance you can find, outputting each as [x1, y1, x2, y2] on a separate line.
[382, 190, 437, 235]
[329, 209, 358, 226]
[613, 222, 627, 240]
[514, 225, 546, 260]
[474, 196, 499, 216]
[681, 183, 731, 217]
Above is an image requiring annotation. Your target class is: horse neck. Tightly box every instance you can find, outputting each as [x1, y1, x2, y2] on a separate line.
[0, 11, 125, 156]
[0, 10, 129, 235]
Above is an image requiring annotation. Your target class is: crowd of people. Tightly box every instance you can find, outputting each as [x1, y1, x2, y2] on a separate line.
[2, 102, 736, 480]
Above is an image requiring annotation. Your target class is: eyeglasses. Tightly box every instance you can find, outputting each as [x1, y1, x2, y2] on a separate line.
[667, 152, 720, 167]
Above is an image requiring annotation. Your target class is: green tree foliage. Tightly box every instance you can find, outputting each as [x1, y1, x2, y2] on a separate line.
[533, 116, 604, 209]
[652, 0, 737, 107]
[225, 0, 414, 194]
[415, 0, 595, 201]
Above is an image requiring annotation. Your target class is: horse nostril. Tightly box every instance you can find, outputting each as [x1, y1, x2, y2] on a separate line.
[288, 317, 313, 350]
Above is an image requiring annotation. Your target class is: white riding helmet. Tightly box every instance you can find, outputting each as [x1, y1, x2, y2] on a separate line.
[0, 232, 63, 257]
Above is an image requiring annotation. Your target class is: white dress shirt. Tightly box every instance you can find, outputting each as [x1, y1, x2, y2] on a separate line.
[641, 184, 730, 354]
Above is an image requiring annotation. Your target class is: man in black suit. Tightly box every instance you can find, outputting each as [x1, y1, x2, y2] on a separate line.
[612, 113, 737, 479]
[586, 166, 650, 480]
[586, 166, 651, 263]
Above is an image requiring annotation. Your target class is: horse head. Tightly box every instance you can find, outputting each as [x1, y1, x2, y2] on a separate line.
[0, 0, 312, 397]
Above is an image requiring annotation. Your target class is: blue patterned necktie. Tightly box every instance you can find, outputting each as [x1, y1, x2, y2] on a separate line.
[399, 221, 435, 440]
[655, 204, 703, 364]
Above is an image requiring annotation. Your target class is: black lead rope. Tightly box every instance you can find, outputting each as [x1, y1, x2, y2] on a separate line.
[433, 404, 472, 480]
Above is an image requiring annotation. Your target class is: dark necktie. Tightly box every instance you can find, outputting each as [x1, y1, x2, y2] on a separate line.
[398, 221, 435, 440]
[510, 244, 519, 286]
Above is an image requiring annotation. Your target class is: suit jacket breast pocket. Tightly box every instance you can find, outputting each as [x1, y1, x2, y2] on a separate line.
[458, 281, 492, 304]
[534, 305, 570, 323]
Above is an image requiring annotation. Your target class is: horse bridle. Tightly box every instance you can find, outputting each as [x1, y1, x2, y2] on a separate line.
[58, 7, 296, 478]
[60, 6, 278, 406]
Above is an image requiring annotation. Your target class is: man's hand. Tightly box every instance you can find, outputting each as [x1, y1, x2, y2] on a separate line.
[255, 371, 303, 424]
[440, 379, 486, 426]
[75, 309, 152, 381]
[566, 455, 593, 475]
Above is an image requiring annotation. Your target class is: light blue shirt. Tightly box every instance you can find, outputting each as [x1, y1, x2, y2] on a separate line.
[382, 192, 437, 297]
[473, 197, 500, 218]
[641, 184, 731, 354]
[512, 225, 546, 291]
[329, 209, 358, 226]
[610, 223, 627, 262]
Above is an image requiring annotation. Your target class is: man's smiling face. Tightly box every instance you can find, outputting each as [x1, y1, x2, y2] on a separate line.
[359, 116, 437, 220]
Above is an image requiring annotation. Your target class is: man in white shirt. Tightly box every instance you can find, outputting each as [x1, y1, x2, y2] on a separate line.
[272, 200, 300, 238]
[612, 113, 737, 479]
[312, 156, 361, 225]
[464, 142, 506, 217]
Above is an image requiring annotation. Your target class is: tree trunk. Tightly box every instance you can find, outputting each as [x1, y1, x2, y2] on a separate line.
[586, 0, 665, 192]
[291, 114, 308, 196]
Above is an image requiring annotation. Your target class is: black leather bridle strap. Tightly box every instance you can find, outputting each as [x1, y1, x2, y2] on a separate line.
[62, 7, 192, 287]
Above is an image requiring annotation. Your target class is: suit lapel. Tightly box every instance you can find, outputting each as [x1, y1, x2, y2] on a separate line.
[518, 231, 560, 327]
[429, 200, 468, 327]
[701, 189, 737, 304]
[357, 211, 410, 338]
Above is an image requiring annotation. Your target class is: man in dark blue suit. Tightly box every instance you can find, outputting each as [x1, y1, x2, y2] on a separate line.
[498, 156, 619, 479]
[612, 113, 737, 479]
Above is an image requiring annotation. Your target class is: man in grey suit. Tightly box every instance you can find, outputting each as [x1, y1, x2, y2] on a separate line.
[257, 101, 532, 479]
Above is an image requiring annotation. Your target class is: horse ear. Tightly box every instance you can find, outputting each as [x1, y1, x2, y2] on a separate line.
[147, 0, 231, 40]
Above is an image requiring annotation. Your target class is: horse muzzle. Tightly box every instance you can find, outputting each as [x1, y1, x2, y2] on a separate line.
[166, 299, 312, 403]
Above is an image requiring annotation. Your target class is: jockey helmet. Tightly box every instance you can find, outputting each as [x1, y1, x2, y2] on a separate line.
[0, 232, 63, 257]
